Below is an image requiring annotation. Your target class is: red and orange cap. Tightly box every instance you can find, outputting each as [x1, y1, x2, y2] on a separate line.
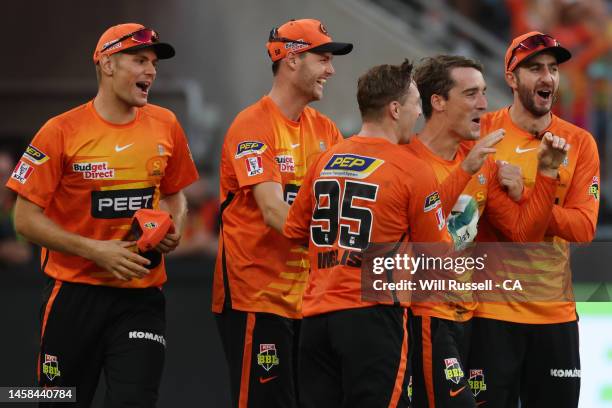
[131, 209, 175, 253]
[504, 31, 571, 72]
[93, 23, 175, 64]
[266, 19, 353, 62]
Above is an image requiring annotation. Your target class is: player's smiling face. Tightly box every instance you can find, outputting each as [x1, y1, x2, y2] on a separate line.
[296, 51, 335, 102]
[512, 52, 559, 117]
[445, 67, 487, 140]
[111, 48, 158, 107]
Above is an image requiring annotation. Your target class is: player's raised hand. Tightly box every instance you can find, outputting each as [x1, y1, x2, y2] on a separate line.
[497, 161, 524, 202]
[461, 129, 505, 175]
[537, 131, 569, 178]
[88, 240, 151, 281]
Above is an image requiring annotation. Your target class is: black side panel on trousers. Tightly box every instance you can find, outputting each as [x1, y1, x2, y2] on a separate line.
[38, 282, 166, 408]
[468, 317, 580, 408]
[410, 313, 475, 408]
[215, 309, 298, 408]
[299, 306, 410, 408]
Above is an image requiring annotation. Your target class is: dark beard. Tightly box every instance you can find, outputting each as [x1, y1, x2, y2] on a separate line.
[516, 77, 552, 117]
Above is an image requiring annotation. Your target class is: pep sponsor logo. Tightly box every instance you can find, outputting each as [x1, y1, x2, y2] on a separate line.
[424, 191, 442, 212]
[235, 141, 267, 158]
[320, 154, 384, 179]
[22, 144, 49, 165]
[91, 187, 155, 219]
[73, 162, 115, 180]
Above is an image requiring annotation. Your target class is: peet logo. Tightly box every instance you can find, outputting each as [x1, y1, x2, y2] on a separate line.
[235, 141, 267, 158]
[91, 187, 155, 219]
[73, 162, 115, 180]
[23, 145, 49, 165]
[320, 154, 384, 179]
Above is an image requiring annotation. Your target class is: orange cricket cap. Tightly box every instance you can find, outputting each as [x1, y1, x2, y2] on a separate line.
[266, 19, 353, 62]
[504, 31, 571, 72]
[93, 23, 175, 64]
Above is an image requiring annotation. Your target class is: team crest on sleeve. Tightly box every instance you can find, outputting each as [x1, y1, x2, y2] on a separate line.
[11, 160, 34, 184]
[235, 141, 267, 158]
[588, 176, 599, 200]
[246, 156, 263, 177]
[424, 191, 442, 212]
[320, 154, 384, 179]
[22, 144, 49, 165]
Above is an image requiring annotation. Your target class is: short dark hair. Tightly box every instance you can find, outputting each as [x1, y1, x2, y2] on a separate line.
[357, 59, 414, 121]
[414, 55, 483, 119]
[272, 60, 280, 76]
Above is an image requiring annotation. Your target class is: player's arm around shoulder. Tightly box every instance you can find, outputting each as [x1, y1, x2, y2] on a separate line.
[14, 196, 151, 281]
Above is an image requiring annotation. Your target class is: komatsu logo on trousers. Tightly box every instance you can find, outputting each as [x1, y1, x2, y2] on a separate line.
[550, 369, 581, 378]
[129, 331, 166, 347]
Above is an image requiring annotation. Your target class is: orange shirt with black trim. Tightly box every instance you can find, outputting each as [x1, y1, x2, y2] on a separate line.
[212, 96, 343, 319]
[283, 136, 452, 317]
[475, 107, 600, 324]
[6, 101, 199, 288]
[406, 137, 558, 321]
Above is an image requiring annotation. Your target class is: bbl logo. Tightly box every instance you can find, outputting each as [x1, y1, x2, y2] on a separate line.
[257, 344, 280, 372]
[468, 369, 487, 396]
[42, 354, 61, 381]
[144, 222, 158, 229]
[444, 358, 464, 384]
[589, 176, 600, 200]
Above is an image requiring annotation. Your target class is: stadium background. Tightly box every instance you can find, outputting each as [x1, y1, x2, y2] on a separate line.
[0, 0, 610, 406]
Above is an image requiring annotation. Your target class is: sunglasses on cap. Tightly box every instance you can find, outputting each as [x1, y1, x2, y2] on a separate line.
[268, 27, 311, 46]
[507, 34, 561, 71]
[100, 28, 159, 53]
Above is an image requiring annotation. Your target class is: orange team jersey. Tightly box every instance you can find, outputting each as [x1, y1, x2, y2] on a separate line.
[476, 107, 600, 324]
[212, 95, 343, 319]
[283, 136, 452, 317]
[405, 137, 558, 321]
[6, 101, 199, 288]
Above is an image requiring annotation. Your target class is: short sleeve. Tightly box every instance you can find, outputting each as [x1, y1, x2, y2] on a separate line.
[6, 119, 64, 208]
[224, 115, 281, 189]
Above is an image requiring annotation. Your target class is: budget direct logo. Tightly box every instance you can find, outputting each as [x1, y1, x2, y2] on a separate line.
[320, 154, 384, 179]
[73, 162, 115, 180]
[235, 141, 267, 158]
[275, 155, 295, 173]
